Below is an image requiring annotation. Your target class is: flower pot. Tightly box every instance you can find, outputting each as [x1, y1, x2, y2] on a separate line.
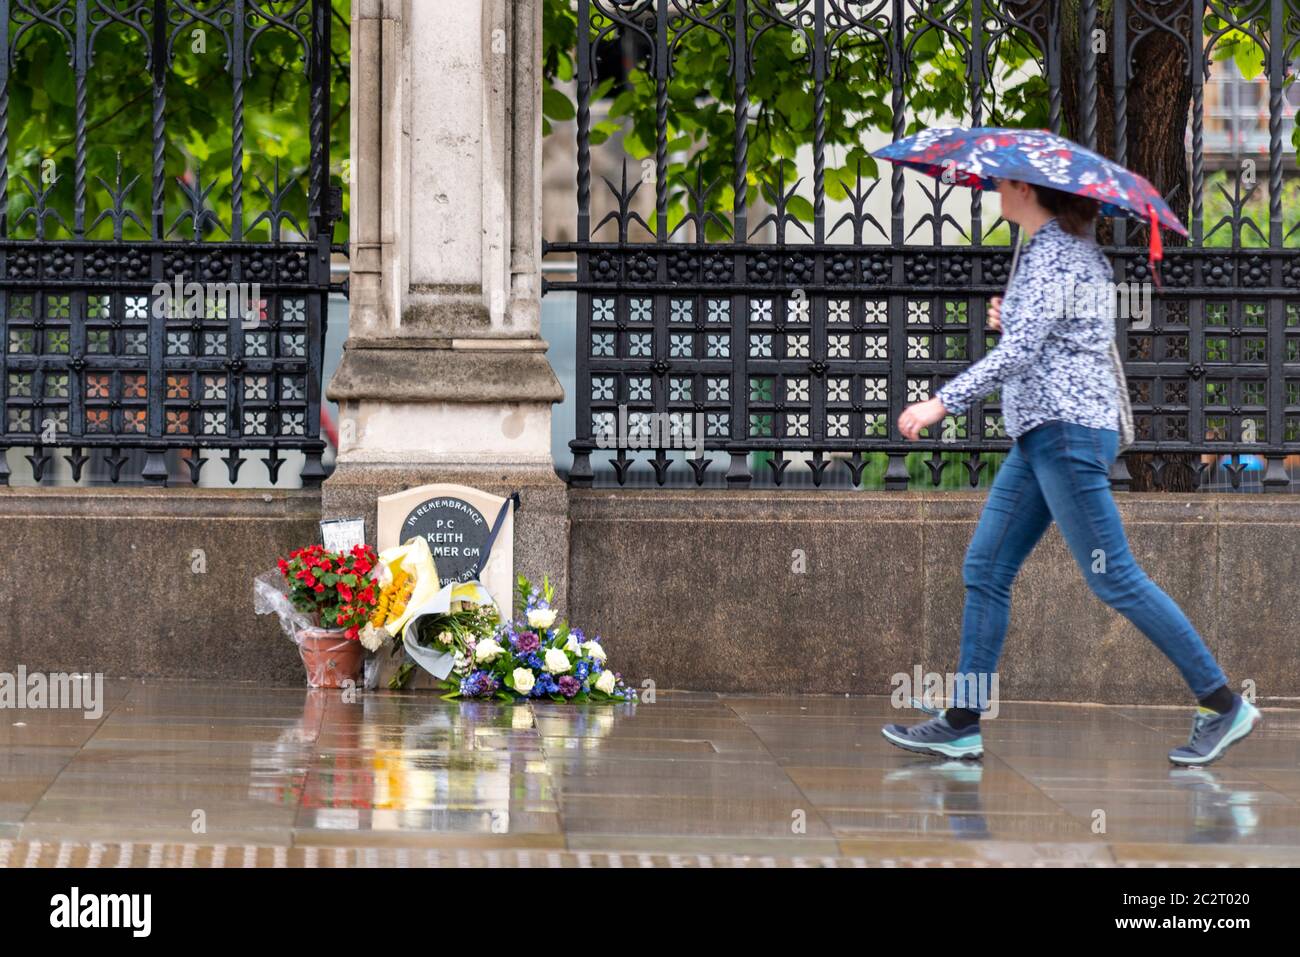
[296, 626, 364, 689]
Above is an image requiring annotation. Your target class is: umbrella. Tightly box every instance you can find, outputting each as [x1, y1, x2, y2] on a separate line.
[872, 126, 1185, 280]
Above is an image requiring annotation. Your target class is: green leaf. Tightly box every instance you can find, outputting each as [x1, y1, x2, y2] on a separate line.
[590, 119, 622, 146]
[543, 87, 575, 121]
[1234, 36, 1265, 81]
[787, 194, 815, 223]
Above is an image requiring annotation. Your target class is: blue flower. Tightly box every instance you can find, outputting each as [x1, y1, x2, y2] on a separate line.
[459, 669, 500, 698]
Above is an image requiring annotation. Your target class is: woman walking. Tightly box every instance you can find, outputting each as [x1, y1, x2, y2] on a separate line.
[880, 177, 1260, 766]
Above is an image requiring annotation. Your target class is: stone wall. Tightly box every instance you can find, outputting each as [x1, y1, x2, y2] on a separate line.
[5, 485, 1295, 705]
[0, 489, 318, 682]
[567, 490, 1300, 705]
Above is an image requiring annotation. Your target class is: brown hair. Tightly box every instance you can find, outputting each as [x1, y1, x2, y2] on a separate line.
[1030, 183, 1100, 237]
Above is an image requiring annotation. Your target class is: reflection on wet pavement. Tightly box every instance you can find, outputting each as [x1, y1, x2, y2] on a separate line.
[1, 681, 1297, 865]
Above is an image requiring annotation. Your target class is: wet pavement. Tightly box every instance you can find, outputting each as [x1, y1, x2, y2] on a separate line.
[1, 681, 1298, 867]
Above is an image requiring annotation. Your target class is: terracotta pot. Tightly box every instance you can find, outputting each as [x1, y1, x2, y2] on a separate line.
[296, 627, 364, 689]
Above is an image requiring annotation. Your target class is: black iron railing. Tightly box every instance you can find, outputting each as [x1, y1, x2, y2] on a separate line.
[544, 0, 1300, 492]
[0, 0, 344, 486]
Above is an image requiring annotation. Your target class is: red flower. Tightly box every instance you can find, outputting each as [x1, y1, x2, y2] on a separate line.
[314, 583, 325, 593]
[338, 582, 353, 602]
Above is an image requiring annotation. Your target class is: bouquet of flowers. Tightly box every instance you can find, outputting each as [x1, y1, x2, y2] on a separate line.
[277, 544, 380, 638]
[414, 575, 636, 703]
[359, 537, 443, 654]
[263, 535, 635, 702]
[390, 589, 502, 690]
[256, 544, 382, 688]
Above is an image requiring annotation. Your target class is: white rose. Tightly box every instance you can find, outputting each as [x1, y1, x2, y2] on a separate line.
[527, 608, 558, 630]
[358, 624, 387, 653]
[582, 641, 606, 662]
[512, 668, 536, 694]
[594, 669, 617, 694]
[543, 648, 571, 674]
[564, 635, 580, 654]
[475, 638, 504, 663]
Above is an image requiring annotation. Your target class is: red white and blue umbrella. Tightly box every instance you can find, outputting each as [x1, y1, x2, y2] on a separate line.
[872, 126, 1185, 276]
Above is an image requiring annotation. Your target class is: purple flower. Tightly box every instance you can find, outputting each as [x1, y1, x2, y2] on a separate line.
[557, 675, 581, 698]
[514, 631, 541, 654]
[460, 670, 499, 698]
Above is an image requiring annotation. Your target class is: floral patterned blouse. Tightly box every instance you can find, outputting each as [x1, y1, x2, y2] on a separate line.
[935, 218, 1121, 439]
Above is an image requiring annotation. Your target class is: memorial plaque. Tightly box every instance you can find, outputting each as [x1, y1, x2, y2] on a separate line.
[375, 484, 516, 691]
[376, 483, 514, 611]
[400, 496, 491, 585]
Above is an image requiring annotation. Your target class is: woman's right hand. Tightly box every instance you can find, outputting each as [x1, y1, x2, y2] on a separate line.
[987, 296, 1003, 333]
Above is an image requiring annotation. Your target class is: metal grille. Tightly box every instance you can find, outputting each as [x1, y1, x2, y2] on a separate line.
[0, 0, 343, 486]
[544, 0, 1300, 491]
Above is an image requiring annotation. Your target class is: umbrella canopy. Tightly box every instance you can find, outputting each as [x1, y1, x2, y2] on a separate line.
[873, 126, 1185, 272]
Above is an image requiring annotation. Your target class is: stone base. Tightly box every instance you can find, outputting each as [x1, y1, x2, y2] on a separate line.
[322, 461, 569, 615]
[567, 489, 1300, 705]
[0, 488, 319, 682]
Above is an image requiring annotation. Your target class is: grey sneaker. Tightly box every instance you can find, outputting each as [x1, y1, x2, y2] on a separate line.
[881, 714, 983, 760]
[1168, 695, 1261, 767]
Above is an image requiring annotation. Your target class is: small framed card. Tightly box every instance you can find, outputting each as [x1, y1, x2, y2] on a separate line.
[320, 517, 367, 552]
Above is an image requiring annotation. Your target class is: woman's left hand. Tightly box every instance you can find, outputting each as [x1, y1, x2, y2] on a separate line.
[898, 397, 948, 441]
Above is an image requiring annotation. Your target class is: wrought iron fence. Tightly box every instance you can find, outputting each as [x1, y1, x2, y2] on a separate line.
[543, 0, 1300, 491]
[0, 0, 344, 486]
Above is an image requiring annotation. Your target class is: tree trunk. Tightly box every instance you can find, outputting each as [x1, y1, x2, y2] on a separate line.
[1055, 1, 1199, 491]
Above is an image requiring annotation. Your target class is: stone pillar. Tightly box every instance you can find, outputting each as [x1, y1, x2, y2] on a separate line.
[326, 0, 567, 607]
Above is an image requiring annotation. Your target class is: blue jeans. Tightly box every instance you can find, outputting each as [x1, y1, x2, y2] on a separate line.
[953, 420, 1227, 709]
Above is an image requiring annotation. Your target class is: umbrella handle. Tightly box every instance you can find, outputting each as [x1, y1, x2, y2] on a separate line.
[1006, 230, 1024, 288]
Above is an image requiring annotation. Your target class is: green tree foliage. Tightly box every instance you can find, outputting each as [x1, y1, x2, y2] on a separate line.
[543, 1, 1050, 240]
[4, 0, 350, 243]
[541, 0, 1298, 244]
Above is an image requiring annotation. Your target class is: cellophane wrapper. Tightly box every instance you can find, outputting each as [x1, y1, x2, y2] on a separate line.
[254, 570, 369, 689]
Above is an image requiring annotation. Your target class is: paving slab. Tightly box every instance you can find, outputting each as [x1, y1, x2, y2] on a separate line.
[1, 681, 1295, 866]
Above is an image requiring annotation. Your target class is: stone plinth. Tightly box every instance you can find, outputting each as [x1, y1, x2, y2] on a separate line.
[331, 0, 564, 610]
[567, 490, 1300, 705]
[0, 488, 317, 682]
